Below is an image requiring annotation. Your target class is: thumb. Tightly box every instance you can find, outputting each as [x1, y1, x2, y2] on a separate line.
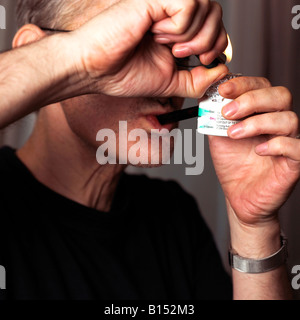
[165, 64, 229, 98]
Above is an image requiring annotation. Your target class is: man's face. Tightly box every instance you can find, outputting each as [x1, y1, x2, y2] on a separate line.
[58, 0, 184, 166]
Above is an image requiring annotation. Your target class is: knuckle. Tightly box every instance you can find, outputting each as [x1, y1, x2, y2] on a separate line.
[215, 34, 228, 52]
[235, 76, 251, 91]
[184, 0, 198, 14]
[211, 1, 223, 17]
[281, 87, 293, 108]
[174, 1, 197, 35]
[287, 111, 299, 130]
[243, 90, 257, 108]
[186, 0, 198, 12]
[260, 77, 271, 88]
[273, 86, 293, 110]
[246, 117, 262, 135]
[174, 23, 188, 34]
[273, 137, 285, 154]
[199, 0, 210, 8]
[200, 37, 213, 51]
[198, 0, 212, 17]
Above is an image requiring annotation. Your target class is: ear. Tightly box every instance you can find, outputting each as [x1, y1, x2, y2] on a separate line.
[12, 24, 46, 49]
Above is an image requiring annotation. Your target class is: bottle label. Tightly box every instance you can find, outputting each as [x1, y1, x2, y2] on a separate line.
[197, 73, 242, 137]
[197, 98, 240, 137]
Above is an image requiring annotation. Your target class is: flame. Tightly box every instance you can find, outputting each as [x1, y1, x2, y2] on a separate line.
[224, 35, 233, 63]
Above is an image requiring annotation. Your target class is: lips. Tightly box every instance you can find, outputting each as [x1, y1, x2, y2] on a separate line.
[138, 99, 181, 131]
[144, 114, 170, 130]
[143, 110, 179, 131]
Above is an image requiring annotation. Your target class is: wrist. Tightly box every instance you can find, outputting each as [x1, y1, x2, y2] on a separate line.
[26, 33, 92, 108]
[226, 200, 282, 259]
[230, 221, 282, 260]
[51, 33, 92, 98]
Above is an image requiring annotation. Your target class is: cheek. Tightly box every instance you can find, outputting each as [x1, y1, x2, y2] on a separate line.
[61, 95, 140, 149]
[61, 96, 113, 148]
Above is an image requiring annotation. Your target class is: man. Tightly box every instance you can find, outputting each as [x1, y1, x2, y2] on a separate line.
[0, 0, 299, 299]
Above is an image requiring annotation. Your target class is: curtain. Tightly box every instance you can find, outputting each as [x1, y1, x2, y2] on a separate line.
[1, 0, 300, 297]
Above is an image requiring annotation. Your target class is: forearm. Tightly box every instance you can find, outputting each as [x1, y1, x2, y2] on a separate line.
[227, 201, 293, 300]
[0, 33, 86, 129]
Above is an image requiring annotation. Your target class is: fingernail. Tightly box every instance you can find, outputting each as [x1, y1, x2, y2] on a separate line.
[222, 101, 238, 118]
[152, 28, 163, 34]
[256, 143, 269, 154]
[173, 47, 193, 57]
[229, 124, 244, 138]
[155, 37, 171, 44]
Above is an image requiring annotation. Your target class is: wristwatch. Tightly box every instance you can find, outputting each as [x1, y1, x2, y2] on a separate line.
[228, 235, 288, 274]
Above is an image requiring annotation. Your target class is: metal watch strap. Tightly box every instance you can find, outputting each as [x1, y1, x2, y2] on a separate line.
[228, 236, 288, 274]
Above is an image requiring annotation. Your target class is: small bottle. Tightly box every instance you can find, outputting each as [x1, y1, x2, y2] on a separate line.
[197, 73, 241, 137]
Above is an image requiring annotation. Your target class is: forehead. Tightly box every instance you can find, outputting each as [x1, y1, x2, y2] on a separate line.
[68, 0, 121, 28]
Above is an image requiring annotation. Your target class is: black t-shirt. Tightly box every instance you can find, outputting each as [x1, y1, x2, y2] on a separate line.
[0, 147, 232, 300]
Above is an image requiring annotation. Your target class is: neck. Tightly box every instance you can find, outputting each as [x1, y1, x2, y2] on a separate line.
[17, 104, 125, 212]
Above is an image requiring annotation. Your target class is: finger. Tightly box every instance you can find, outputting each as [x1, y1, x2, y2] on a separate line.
[255, 136, 300, 163]
[228, 111, 300, 139]
[151, 0, 207, 36]
[219, 76, 272, 99]
[163, 64, 229, 98]
[222, 86, 294, 120]
[199, 22, 228, 65]
[172, 1, 223, 57]
[154, 1, 209, 46]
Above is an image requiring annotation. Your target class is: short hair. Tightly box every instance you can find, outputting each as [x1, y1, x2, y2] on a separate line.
[15, 0, 87, 29]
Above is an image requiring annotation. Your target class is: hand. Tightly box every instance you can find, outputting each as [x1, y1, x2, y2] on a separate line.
[71, 0, 228, 98]
[209, 77, 300, 227]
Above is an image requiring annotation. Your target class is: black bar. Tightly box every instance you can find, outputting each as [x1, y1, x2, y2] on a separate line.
[204, 53, 227, 69]
[157, 106, 198, 125]
[175, 53, 226, 69]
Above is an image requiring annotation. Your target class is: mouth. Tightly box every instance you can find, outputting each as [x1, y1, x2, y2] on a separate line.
[145, 114, 175, 131]
[137, 98, 183, 131]
[142, 107, 180, 131]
